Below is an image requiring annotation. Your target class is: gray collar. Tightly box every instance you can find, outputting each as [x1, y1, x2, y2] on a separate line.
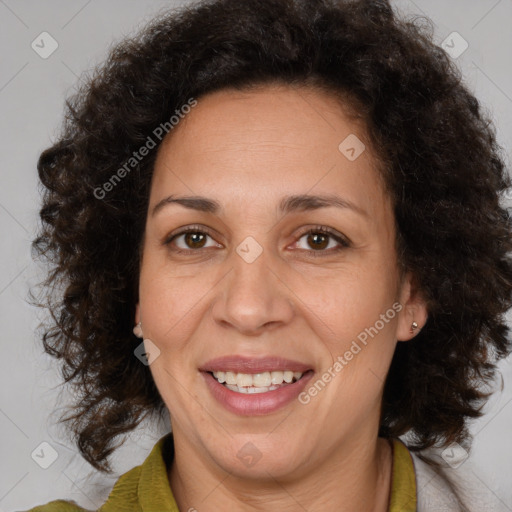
[410, 450, 508, 511]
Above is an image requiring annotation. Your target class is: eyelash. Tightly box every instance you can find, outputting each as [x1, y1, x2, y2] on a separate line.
[163, 224, 351, 257]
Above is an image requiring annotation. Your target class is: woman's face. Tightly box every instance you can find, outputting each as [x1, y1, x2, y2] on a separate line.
[137, 84, 426, 479]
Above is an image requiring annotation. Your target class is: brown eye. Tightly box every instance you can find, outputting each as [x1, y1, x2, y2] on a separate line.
[183, 232, 207, 249]
[295, 227, 350, 255]
[306, 232, 329, 250]
[164, 226, 221, 253]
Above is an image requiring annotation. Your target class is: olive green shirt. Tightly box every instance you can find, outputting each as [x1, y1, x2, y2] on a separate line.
[23, 435, 416, 511]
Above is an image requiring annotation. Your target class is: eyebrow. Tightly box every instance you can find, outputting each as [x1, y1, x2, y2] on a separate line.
[151, 193, 367, 218]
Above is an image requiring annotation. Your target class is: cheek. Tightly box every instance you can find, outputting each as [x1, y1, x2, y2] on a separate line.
[297, 267, 400, 392]
[138, 255, 221, 354]
[303, 265, 397, 337]
[303, 280, 399, 408]
[137, 259, 213, 412]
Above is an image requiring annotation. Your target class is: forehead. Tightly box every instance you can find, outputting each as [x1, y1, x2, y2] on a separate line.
[150, 84, 390, 222]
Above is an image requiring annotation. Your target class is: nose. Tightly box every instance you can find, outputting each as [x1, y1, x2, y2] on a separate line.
[210, 244, 295, 336]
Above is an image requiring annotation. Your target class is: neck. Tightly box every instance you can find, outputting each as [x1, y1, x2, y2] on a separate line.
[168, 433, 393, 512]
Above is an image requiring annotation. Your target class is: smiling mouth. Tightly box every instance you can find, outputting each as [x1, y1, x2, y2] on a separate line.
[209, 370, 312, 394]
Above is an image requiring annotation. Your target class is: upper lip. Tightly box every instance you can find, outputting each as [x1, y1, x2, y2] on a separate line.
[199, 356, 312, 374]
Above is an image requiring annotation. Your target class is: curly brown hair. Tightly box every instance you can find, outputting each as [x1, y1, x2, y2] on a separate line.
[32, 0, 512, 472]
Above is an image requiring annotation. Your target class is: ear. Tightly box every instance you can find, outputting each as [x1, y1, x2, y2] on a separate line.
[396, 271, 428, 342]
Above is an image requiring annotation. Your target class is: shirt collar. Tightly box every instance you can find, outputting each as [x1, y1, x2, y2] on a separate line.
[389, 438, 417, 511]
[138, 434, 179, 511]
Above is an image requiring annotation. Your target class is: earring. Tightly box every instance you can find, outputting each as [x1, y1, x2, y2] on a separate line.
[133, 322, 143, 338]
[410, 321, 418, 334]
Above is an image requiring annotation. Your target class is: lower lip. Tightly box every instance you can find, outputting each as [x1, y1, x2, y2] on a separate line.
[202, 371, 314, 415]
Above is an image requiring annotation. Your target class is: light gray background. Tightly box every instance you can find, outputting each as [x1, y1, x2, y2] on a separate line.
[0, 1, 511, 510]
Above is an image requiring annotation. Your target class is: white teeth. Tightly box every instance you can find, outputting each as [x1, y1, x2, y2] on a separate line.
[270, 371, 284, 385]
[212, 370, 304, 389]
[253, 372, 271, 387]
[236, 373, 253, 388]
[284, 371, 294, 383]
[225, 371, 237, 385]
[225, 384, 282, 394]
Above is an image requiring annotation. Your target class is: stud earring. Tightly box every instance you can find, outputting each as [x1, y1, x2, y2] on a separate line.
[133, 322, 143, 338]
[410, 321, 418, 334]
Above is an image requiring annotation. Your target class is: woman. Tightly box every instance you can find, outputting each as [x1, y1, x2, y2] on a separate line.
[26, 0, 512, 510]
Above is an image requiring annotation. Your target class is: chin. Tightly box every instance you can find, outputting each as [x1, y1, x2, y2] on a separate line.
[210, 435, 309, 481]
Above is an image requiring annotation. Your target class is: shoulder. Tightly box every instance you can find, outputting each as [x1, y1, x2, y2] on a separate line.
[19, 465, 143, 512]
[97, 464, 142, 512]
[410, 450, 464, 511]
[19, 434, 174, 512]
[19, 499, 91, 512]
[409, 447, 504, 512]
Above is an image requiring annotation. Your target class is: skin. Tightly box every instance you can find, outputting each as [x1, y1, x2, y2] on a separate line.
[135, 84, 428, 511]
